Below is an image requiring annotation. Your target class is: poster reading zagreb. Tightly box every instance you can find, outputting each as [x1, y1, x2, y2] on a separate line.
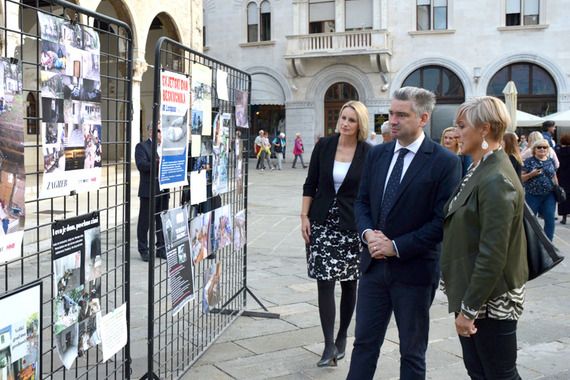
[159, 70, 190, 190]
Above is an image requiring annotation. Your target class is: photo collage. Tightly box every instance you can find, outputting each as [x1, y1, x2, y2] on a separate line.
[38, 13, 102, 198]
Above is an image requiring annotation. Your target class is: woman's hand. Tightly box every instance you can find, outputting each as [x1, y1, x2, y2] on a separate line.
[455, 313, 477, 337]
[301, 215, 311, 244]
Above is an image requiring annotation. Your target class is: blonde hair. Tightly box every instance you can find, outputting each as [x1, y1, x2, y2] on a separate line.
[527, 131, 544, 147]
[440, 126, 459, 154]
[455, 96, 511, 141]
[335, 100, 369, 142]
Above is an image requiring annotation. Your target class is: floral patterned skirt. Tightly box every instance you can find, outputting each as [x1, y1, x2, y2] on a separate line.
[307, 199, 360, 281]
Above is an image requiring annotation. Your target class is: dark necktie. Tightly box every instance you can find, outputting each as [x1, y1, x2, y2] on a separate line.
[379, 148, 409, 229]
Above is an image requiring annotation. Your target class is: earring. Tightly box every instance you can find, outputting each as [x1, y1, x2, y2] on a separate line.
[481, 138, 489, 150]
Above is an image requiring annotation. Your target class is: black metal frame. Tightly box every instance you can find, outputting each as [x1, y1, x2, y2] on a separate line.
[0, 0, 133, 378]
[142, 36, 277, 380]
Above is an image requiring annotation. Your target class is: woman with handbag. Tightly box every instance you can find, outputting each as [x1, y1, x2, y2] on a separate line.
[441, 96, 528, 379]
[522, 140, 558, 241]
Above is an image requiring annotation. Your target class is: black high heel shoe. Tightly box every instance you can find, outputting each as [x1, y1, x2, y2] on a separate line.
[317, 345, 338, 367]
[335, 336, 347, 360]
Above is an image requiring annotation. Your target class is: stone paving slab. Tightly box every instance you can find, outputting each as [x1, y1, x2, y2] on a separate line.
[185, 161, 570, 379]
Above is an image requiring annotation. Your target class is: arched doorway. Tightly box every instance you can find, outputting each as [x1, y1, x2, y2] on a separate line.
[402, 65, 465, 138]
[487, 62, 557, 116]
[324, 82, 358, 137]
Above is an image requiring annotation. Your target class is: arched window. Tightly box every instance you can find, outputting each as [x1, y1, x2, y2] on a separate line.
[402, 65, 465, 104]
[260, 1, 271, 41]
[247, 2, 259, 42]
[487, 63, 557, 116]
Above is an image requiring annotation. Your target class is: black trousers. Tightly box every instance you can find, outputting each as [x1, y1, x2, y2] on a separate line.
[459, 318, 521, 380]
[137, 194, 169, 257]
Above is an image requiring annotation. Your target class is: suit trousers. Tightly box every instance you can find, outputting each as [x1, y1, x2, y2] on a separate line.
[347, 260, 437, 380]
[459, 318, 521, 380]
[137, 194, 169, 257]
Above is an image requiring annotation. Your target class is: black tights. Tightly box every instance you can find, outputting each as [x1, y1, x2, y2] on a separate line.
[317, 279, 357, 350]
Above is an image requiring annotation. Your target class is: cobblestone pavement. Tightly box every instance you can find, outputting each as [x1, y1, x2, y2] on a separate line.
[180, 159, 570, 380]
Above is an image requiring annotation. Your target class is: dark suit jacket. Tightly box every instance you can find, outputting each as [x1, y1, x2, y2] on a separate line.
[355, 137, 461, 285]
[441, 149, 527, 314]
[303, 134, 370, 231]
[135, 139, 165, 199]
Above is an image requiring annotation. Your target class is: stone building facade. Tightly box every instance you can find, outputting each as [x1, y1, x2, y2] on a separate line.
[204, 0, 570, 153]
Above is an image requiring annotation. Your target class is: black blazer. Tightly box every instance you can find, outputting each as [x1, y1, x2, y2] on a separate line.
[135, 139, 168, 198]
[303, 135, 370, 231]
[354, 137, 461, 285]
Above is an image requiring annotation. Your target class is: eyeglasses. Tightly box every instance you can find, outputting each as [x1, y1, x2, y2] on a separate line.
[536, 146, 548, 150]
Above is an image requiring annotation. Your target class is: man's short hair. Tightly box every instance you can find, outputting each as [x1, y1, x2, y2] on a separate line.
[392, 86, 436, 116]
[542, 120, 555, 131]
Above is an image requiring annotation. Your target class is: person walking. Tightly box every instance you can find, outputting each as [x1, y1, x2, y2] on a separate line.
[135, 124, 170, 262]
[347, 87, 461, 380]
[272, 132, 286, 170]
[301, 100, 370, 367]
[522, 140, 559, 240]
[259, 131, 273, 171]
[255, 129, 264, 170]
[441, 96, 528, 380]
[292, 133, 307, 168]
[556, 134, 570, 224]
[503, 131, 523, 180]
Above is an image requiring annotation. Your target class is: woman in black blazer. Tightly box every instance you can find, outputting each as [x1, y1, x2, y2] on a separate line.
[301, 100, 370, 367]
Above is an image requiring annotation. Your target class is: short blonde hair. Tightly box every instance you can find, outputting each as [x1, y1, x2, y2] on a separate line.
[335, 100, 369, 142]
[527, 131, 544, 147]
[455, 96, 511, 141]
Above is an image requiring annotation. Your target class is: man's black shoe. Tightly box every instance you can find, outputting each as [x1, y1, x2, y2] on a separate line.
[157, 250, 167, 259]
[140, 253, 149, 262]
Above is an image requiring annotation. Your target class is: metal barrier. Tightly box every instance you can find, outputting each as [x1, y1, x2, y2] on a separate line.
[0, 0, 132, 378]
[141, 37, 277, 380]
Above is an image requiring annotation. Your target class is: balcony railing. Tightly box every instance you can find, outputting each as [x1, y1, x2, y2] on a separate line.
[285, 29, 390, 58]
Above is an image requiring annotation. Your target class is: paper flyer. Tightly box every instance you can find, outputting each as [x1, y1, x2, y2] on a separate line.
[216, 69, 229, 101]
[235, 90, 249, 128]
[52, 212, 102, 367]
[212, 113, 230, 196]
[190, 170, 207, 205]
[161, 206, 195, 315]
[38, 13, 102, 198]
[0, 58, 25, 262]
[234, 209, 246, 248]
[202, 262, 222, 313]
[159, 70, 190, 190]
[191, 62, 212, 136]
[190, 211, 212, 265]
[212, 205, 233, 252]
[0, 282, 41, 379]
[235, 129, 244, 196]
[98, 303, 127, 362]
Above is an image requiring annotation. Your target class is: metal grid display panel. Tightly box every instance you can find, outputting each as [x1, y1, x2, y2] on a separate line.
[145, 37, 250, 379]
[0, 0, 133, 379]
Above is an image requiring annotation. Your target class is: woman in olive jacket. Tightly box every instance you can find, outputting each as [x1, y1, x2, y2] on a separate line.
[441, 97, 528, 380]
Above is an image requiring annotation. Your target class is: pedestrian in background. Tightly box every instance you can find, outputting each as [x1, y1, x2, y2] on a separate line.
[503, 131, 523, 180]
[519, 134, 528, 151]
[258, 131, 273, 171]
[522, 140, 558, 240]
[542, 120, 557, 148]
[292, 132, 307, 168]
[441, 126, 460, 154]
[255, 129, 264, 170]
[380, 120, 392, 143]
[135, 124, 170, 262]
[301, 100, 370, 367]
[441, 96, 527, 380]
[522, 131, 560, 169]
[272, 132, 286, 170]
[367, 131, 378, 145]
[555, 134, 570, 224]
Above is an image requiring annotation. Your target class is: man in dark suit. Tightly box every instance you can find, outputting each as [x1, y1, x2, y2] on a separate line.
[135, 124, 170, 262]
[347, 87, 461, 380]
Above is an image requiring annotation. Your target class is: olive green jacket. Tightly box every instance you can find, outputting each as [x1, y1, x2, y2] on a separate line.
[441, 149, 528, 314]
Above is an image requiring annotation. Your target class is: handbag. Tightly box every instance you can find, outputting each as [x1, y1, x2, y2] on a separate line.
[524, 202, 564, 280]
[553, 184, 567, 203]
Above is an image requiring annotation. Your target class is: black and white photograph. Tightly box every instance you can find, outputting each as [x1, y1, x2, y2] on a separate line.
[66, 123, 85, 147]
[38, 12, 63, 42]
[40, 71, 65, 98]
[234, 209, 246, 248]
[78, 314, 101, 357]
[191, 62, 212, 136]
[80, 101, 101, 123]
[55, 323, 79, 370]
[63, 99, 81, 124]
[191, 109, 203, 135]
[162, 112, 188, 156]
[43, 141, 66, 173]
[235, 89, 249, 128]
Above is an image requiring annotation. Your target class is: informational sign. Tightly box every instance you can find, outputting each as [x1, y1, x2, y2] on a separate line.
[98, 303, 127, 362]
[159, 70, 190, 190]
[0, 58, 25, 262]
[38, 13, 102, 198]
[161, 206, 195, 315]
[0, 282, 41, 380]
[52, 212, 102, 368]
